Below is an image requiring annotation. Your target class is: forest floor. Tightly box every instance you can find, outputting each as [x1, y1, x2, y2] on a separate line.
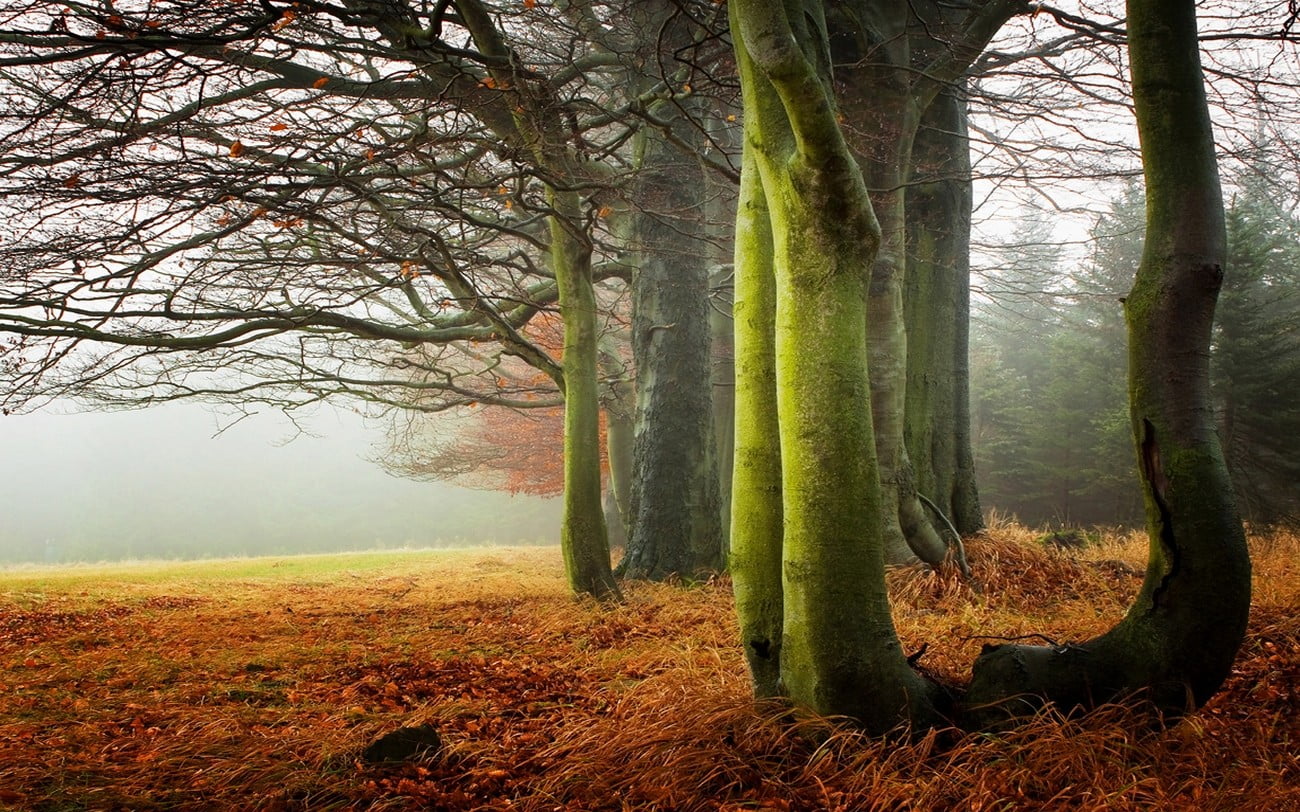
[0, 523, 1296, 811]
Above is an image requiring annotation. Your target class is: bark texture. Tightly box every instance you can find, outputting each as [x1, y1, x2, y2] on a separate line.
[553, 204, 622, 601]
[457, 0, 619, 600]
[710, 265, 737, 564]
[730, 145, 784, 698]
[730, 0, 944, 732]
[619, 3, 723, 582]
[828, 1, 1017, 565]
[964, 0, 1249, 724]
[904, 88, 982, 536]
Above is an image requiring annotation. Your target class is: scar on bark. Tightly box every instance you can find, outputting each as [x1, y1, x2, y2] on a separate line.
[1140, 418, 1179, 609]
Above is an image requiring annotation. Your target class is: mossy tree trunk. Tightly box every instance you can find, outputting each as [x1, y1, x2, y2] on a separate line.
[963, 0, 1250, 723]
[904, 88, 982, 535]
[730, 0, 944, 731]
[459, 0, 618, 600]
[552, 202, 622, 601]
[730, 144, 784, 699]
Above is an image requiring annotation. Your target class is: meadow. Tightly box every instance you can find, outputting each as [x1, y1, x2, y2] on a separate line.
[1, 524, 1296, 810]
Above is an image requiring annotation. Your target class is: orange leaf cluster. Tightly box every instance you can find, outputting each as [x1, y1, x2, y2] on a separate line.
[272, 10, 296, 32]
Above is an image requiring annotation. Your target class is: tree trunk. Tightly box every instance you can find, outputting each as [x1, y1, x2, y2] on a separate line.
[600, 337, 635, 544]
[964, 0, 1249, 724]
[620, 119, 723, 582]
[455, 0, 618, 601]
[730, 0, 944, 731]
[837, 60, 948, 567]
[552, 198, 622, 602]
[730, 145, 784, 699]
[904, 88, 982, 535]
[710, 265, 737, 566]
[618, 2, 723, 583]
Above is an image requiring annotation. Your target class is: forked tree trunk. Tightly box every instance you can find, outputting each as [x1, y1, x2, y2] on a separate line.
[730, 0, 944, 732]
[963, 0, 1250, 723]
[837, 52, 948, 567]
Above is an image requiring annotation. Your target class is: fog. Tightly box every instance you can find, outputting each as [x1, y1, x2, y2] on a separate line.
[0, 403, 561, 565]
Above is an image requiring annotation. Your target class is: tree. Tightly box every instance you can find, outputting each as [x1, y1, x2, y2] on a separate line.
[617, 0, 728, 581]
[0, 0, 660, 599]
[1215, 179, 1300, 523]
[972, 177, 1300, 528]
[728, 0, 1020, 732]
[729, 0, 942, 731]
[730, 0, 1254, 733]
[904, 86, 982, 535]
[965, 0, 1251, 721]
[971, 198, 1140, 527]
[826, 3, 1019, 565]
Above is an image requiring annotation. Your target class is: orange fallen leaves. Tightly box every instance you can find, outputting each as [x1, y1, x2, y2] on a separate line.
[0, 533, 1296, 810]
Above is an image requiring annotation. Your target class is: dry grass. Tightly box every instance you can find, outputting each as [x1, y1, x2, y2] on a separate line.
[0, 530, 1296, 810]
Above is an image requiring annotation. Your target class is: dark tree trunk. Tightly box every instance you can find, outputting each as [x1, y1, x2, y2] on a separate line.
[617, 1, 723, 582]
[904, 87, 982, 536]
[964, 0, 1250, 724]
[620, 114, 723, 581]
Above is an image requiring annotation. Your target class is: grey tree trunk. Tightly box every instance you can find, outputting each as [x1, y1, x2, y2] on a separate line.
[601, 339, 635, 549]
[904, 88, 983, 536]
[710, 266, 736, 565]
[827, 1, 1017, 566]
[964, 0, 1250, 724]
[617, 1, 723, 582]
[620, 112, 723, 581]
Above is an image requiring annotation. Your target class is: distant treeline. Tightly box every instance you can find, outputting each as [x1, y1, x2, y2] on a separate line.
[972, 177, 1300, 528]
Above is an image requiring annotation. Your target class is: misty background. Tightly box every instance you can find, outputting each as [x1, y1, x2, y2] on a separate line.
[0, 404, 561, 565]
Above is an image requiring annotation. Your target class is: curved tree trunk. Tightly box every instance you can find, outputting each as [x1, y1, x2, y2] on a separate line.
[904, 88, 983, 536]
[964, 0, 1250, 724]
